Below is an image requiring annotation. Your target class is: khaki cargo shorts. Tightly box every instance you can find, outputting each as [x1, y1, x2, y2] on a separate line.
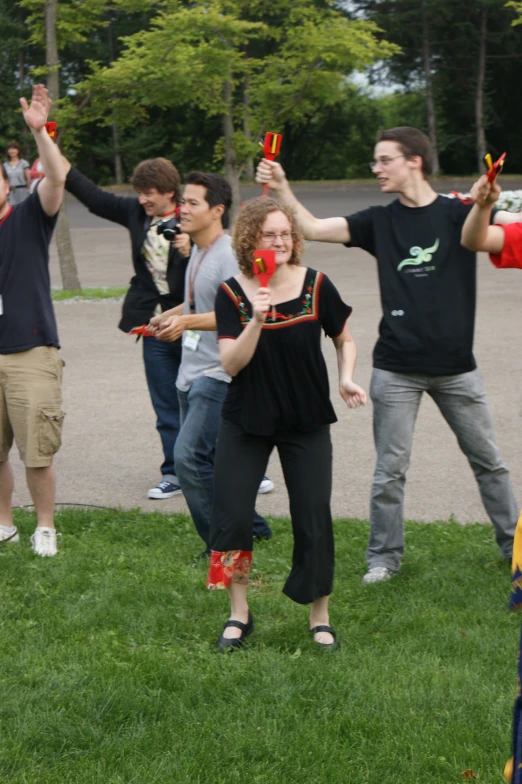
[0, 346, 65, 468]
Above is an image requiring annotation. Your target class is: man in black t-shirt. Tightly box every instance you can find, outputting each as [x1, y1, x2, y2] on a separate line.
[0, 85, 66, 557]
[257, 126, 519, 583]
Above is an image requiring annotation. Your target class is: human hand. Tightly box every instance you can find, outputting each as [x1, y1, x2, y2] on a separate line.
[20, 84, 52, 134]
[340, 380, 367, 409]
[255, 159, 286, 191]
[146, 314, 165, 336]
[173, 231, 191, 258]
[251, 287, 271, 323]
[157, 315, 186, 342]
[470, 174, 500, 207]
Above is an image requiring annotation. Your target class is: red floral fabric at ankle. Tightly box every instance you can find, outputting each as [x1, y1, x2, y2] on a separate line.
[207, 550, 252, 589]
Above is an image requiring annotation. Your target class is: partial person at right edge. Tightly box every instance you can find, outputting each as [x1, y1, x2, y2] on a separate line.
[257, 126, 519, 585]
[63, 156, 191, 500]
[0, 85, 66, 557]
[149, 172, 272, 559]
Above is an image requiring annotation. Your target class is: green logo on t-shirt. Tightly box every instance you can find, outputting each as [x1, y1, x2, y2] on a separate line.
[397, 238, 440, 271]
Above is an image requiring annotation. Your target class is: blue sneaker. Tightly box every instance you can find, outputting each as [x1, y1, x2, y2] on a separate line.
[148, 480, 183, 499]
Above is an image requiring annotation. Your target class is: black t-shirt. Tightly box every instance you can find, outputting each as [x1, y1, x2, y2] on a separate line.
[346, 196, 478, 375]
[215, 268, 352, 435]
[0, 192, 59, 353]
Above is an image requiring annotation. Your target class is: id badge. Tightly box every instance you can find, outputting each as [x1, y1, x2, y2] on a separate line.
[0, 295, 3, 316]
[183, 329, 201, 351]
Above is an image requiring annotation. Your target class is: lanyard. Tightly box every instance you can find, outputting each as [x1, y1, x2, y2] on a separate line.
[188, 231, 223, 313]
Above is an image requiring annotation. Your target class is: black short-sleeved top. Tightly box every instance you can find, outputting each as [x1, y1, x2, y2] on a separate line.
[346, 196, 479, 375]
[215, 268, 352, 435]
[0, 192, 59, 354]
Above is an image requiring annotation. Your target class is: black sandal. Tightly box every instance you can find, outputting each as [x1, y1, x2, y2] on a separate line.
[217, 613, 254, 652]
[310, 625, 338, 649]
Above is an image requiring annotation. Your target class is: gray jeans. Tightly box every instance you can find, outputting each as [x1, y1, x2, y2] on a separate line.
[367, 368, 517, 570]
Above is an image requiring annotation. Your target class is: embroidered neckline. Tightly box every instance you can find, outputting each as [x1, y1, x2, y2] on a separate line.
[224, 269, 321, 329]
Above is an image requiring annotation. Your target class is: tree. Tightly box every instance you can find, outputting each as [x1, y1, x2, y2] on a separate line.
[73, 0, 398, 219]
[21, 0, 111, 290]
[351, 0, 522, 174]
[44, 0, 81, 290]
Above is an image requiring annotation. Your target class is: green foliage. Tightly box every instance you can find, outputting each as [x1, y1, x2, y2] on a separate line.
[351, 0, 522, 174]
[20, 0, 110, 48]
[506, 0, 522, 24]
[4, 0, 522, 181]
[0, 509, 516, 782]
[375, 90, 427, 134]
[72, 0, 398, 174]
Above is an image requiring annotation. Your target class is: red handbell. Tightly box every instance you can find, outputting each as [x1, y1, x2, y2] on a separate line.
[252, 249, 276, 288]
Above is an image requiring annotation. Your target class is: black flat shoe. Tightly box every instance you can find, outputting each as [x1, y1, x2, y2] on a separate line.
[310, 624, 338, 649]
[217, 613, 254, 652]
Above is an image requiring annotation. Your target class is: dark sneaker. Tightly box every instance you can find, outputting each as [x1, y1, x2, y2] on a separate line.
[147, 480, 183, 499]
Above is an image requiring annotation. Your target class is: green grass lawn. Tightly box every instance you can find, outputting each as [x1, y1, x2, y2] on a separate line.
[0, 510, 517, 783]
[51, 287, 128, 301]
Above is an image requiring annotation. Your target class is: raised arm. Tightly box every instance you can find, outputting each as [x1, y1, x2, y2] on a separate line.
[256, 159, 350, 243]
[21, 85, 65, 217]
[62, 158, 136, 228]
[461, 174, 505, 254]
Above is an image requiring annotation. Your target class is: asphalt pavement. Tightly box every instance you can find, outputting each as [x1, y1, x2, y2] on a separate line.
[9, 180, 522, 534]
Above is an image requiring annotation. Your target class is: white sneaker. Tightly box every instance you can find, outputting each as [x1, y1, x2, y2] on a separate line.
[258, 476, 274, 494]
[30, 527, 60, 557]
[0, 525, 19, 543]
[362, 566, 394, 585]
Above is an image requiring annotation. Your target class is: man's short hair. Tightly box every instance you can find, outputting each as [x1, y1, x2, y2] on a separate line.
[130, 158, 181, 203]
[377, 127, 432, 177]
[184, 171, 232, 227]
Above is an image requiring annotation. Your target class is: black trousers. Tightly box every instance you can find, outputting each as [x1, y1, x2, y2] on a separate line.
[210, 419, 334, 605]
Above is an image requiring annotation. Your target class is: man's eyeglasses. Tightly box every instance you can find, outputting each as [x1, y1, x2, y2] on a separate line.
[369, 154, 405, 171]
[260, 231, 293, 244]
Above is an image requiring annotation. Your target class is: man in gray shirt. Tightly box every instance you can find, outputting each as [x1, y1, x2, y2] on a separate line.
[151, 172, 272, 556]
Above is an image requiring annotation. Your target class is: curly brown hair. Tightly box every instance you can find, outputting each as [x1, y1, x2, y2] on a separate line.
[232, 197, 304, 278]
[130, 158, 181, 203]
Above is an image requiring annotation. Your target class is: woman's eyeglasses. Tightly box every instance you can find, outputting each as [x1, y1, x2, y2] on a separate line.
[260, 231, 292, 244]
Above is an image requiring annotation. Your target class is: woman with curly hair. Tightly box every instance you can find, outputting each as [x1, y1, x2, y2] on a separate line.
[207, 197, 366, 651]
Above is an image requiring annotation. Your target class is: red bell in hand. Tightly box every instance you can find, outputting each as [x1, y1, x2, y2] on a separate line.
[262, 132, 283, 196]
[129, 325, 152, 337]
[252, 249, 276, 288]
[484, 151, 506, 183]
[45, 122, 57, 140]
[263, 132, 282, 161]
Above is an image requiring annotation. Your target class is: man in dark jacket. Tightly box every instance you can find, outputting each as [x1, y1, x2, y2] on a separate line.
[64, 157, 191, 499]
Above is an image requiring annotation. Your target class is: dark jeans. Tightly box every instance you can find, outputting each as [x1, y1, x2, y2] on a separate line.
[175, 376, 271, 548]
[142, 336, 181, 481]
[211, 419, 334, 605]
